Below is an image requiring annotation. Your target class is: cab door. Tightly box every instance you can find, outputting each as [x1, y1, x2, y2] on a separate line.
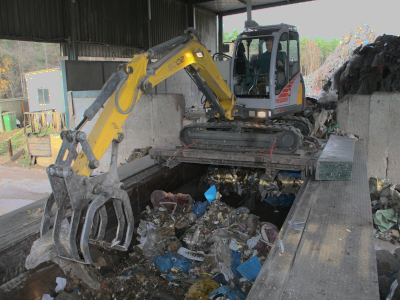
[274, 31, 302, 108]
[273, 32, 290, 107]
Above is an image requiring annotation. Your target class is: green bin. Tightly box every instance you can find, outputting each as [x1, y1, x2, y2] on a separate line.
[2, 112, 17, 131]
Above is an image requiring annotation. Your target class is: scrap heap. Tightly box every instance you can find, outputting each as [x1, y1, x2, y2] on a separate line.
[41, 167, 303, 300]
[331, 34, 400, 100]
[304, 24, 377, 98]
[370, 176, 400, 244]
[369, 176, 400, 299]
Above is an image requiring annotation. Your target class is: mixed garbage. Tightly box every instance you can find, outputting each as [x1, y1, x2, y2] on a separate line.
[305, 24, 400, 103]
[298, 97, 357, 140]
[370, 176, 400, 244]
[370, 177, 400, 299]
[304, 24, 377, 98]
[376, 249, 400, 300]
[329, 34, 400, 100]
[33, 166, 304, 300]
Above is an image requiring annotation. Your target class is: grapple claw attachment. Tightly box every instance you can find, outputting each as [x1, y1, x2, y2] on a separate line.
[40, 130, 134, 265]
[81, 188, 134, 264]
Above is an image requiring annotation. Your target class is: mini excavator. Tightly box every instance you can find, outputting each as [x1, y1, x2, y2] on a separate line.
[40, 12, 311, 264]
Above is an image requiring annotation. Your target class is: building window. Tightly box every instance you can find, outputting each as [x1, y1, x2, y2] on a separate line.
[38, 88, 50, 104]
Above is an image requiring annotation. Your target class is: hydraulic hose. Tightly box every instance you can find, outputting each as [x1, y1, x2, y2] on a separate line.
[115, 76, 144, 115]
[83, 69, 127, 121]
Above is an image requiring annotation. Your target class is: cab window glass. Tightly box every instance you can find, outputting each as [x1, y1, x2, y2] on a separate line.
[289, 31, 300, 80]
[233, 36, 275, 97]
[276, 32, 289, 95]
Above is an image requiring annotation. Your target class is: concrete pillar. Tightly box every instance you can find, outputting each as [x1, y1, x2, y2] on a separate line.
[367, 93, 391, 179]
[218, 14, 223, 53]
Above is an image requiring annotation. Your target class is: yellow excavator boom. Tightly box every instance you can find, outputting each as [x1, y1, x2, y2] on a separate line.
[73, 31, 235, 177]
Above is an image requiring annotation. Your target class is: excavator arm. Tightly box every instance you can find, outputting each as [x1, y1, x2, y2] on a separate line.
[73, 29, 235, 177]
[40, 29, 235, 264]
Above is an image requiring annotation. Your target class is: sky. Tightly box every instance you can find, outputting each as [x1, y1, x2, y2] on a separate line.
[223, 0, 399, 40]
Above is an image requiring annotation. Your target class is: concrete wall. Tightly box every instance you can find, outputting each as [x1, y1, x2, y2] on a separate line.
[0, 98, 28, 123]
[25, 69, 64, 113]
[69, 91, 185, 172]
[336, 92, 400, 182]
[150, 7, 217, 109]
[195, 7, 217, 54]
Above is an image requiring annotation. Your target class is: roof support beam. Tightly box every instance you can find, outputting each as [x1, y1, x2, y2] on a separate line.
[219, 0, 312, 16]
[189, 0, 215, 4]
[68, 0, 78, 60]
[187, 0, 195, 28]
[141, 0, 151, 50]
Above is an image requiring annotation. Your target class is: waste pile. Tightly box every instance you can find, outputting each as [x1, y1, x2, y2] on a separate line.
[299, 98, 357, 139]
[38, 167, 304, 300]
[201, 167, 303, 210]
[304, 24, 377, 98]
[376, 249, 400, 300]
[370, 176, 400, 244]
[330, 34, 400, 100]
[369, 177, 400, 300]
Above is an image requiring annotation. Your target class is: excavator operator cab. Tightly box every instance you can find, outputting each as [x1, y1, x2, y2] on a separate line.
[228, 24, 304, 121]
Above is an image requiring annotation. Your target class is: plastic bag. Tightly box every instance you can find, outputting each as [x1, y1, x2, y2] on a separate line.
[185, 279, 219, 300]
[192, 201, 208, 218]
[253, 222, 279, 253]
[153, 253, 192, 273]
[142, 229, 165, 260]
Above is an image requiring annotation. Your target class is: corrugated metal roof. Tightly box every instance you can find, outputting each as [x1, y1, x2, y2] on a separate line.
[75, 0, 144, 48]
[151, 0, 188, 47]
[0, 0, 68, 42]
[60, 43, 142, 58]
[0, 0, 310, 58]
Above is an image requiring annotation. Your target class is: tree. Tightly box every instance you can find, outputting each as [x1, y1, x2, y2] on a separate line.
[300, 38, 321, 75]
[223, 29, 240, 43]
[0, 56, 11, 98]
[314, 37, 340, 66]
[0, 40, 61, 98]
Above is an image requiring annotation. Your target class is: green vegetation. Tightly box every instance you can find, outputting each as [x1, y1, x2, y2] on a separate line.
[0, 129, 25, 156]
[18, 150, 31, 168]
[0, 40, 60, 98]
[300, 37, 340, 75]
[29, 127, 57, 137]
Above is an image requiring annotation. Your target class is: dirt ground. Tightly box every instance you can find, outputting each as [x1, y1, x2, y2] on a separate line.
[0, 165, 51, 216]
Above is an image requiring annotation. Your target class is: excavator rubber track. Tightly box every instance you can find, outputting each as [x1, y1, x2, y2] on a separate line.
[179, 121, 303, 155]
[277, 116, 312, 137]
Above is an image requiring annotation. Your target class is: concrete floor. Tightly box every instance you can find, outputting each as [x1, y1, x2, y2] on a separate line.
[0, 166, 51, 216]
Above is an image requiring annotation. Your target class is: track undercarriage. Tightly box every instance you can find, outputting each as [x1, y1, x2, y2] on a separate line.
[180, 117, 311, 155]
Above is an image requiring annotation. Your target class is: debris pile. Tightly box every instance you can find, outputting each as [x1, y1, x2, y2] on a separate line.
[370, 176, 400, 244]
[376, 250, 400, 300]
[331, 34, 400, 100]
[300, 98, 357, 139]
[369, 177, 400, 299]
[123, 146, 152, 165]
[132, 190, 275, 299]
[201, 167, 303, 210]
[304, 24, 377, 97]
[35, 167, 304, 300]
